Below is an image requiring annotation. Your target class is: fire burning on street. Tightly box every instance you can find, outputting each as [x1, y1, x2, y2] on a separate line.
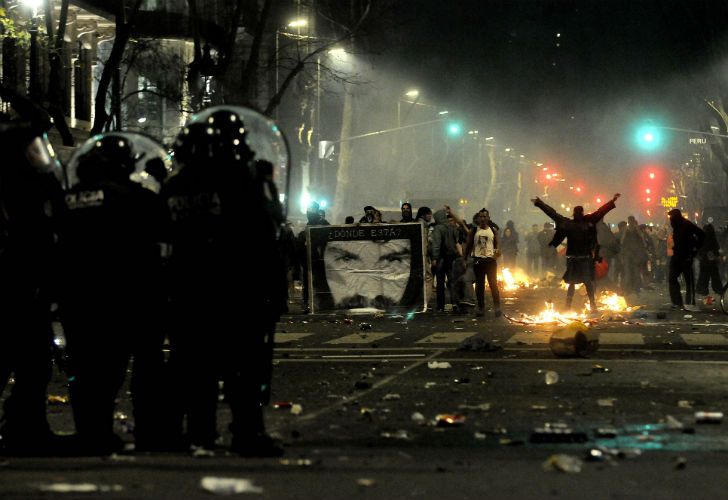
[498, 268, 533, 291]
[505, 291, 639, 325]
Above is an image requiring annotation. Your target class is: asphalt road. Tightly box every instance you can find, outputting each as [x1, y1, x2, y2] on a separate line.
[2, 284, 728, 499]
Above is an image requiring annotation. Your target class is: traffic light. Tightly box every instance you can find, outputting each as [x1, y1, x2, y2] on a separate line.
[445, 121, 463, 137]
[634, 124, 663, 151]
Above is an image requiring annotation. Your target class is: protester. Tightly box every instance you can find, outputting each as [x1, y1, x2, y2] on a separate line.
[463, 209, 502, 317]
[532, 193, 620, 312]
[696, 223, 723, 298]
[667, 209, 705, 311]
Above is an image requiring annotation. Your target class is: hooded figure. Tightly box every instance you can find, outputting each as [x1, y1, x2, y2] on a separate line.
[532, 194, 620, 311]
[667, 209, 705, 309]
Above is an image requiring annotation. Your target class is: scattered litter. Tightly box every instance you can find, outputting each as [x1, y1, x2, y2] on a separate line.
[37, 483, 124, 493]
[108, 453, 136, 463]
[380, 430, 411, 440]
[665, 415, 684, 430]
[586, 448, 607, 462]
[674, 456, 687, 470]
[474, 431, 487, 440]
[457, 336, 502, 352]
[435, 414, 466, 427]
[357, 478, 376, 487]
[595, 427, 618, 439]
[279, 458, 315, 467]
[683, 315, 693, 319]
[453, 377, 470, 384]
[192, 447, 216, 458]
[457, 403, 491, 411]
[549, 321, 599, 358]
[273, 402, 293, 410]
[424, 382, 437, 388]
[427, 361, 452, 369]
[592, 364, 611, 373]
[382, 393, 400, 401]
[531, 404, 548, 411]
[200, 477, 263, 495]
[410, 412, 425, 423]
[543, 370, 559, 385]
[542, 454, 583, 473]
[678, 400, 694, 409]
[290, 404, 303, 415]
[47, 395, 69, 405]
[695, 411, 723, 424]
[597, 398, 617, 407]
[531, 423, 588, 443]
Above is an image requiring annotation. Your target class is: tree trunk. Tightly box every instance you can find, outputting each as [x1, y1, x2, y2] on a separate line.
[90, 0, 143, 136]
[46, 0, 74, 145]
[239, 0, 271, 104]
[332, 82, 354, 223]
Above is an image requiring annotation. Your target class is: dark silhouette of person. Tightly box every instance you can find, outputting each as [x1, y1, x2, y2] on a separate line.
[667, 209, 705, 309]
[57, 133, 171, 454]
[0, 112, 65, 455]
[163, 107, 286, 456]
[532, 193, 620, 311]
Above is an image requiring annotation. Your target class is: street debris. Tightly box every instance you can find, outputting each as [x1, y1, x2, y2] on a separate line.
[290, 404, 303, 415]
[411, 412, 426, 423]
[592, 364, 611, 373]
[695, 411, 723, 424]
[427, 361, 452, 369]
[435, 414, 466, 427]
[356, 478, 376, 487]
[594, 427, 618, 438]
[47, 395, 69, 405]
[674, 456, 687, 470]
[678, 400, 694, 409]
[424, 382, 437, 388]
[531, 423, 588, 443]
[192, 446, 216, 458]
[380, 430, 411, 440]
[200, 477, 264, 495]
[597, 398, 617, 407]
[279, 458, 315, 467]
[664, 415, 684, 430]
[541, 370, 559, 385]
[457, 402, 491, 411]
[273, 401, 293, 410]
[542, 454, 583, 473]
[36, 483, 124, 493]
[549, 321, 599, 357]
[382, 393, 400, 401]
[457, 336, 502, 352]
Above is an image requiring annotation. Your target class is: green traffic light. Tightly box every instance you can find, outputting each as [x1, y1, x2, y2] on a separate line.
[635, 124, 663, 151]
[446, 121, 463, 137]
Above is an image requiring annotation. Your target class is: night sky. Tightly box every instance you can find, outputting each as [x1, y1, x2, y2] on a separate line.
[374, 0, 728, 177]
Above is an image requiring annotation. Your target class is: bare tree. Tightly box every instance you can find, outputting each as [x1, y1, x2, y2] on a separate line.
[90, 0, 143, 135]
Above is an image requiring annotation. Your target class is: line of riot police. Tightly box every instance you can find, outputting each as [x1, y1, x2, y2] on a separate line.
[0, 103, 288, 457]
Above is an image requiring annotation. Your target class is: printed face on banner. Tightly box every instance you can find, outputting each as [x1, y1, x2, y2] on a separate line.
[307, 223, 426, 313]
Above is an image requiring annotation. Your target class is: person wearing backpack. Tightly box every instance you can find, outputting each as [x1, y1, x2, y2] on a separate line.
[431, 208, 460, 311]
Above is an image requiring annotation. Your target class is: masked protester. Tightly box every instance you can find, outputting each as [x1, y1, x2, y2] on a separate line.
[163, 106, 287, 456]
[57, 133, 172, 454]
[532, 193, 621, 312]
[667, 209, 705, 310]
[0, 111, 64, 455]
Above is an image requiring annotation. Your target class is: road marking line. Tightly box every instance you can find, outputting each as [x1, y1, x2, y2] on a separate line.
[287, 349, 446, 424]
[416, 332, 477, 344]
[506, 332, 551, 344]
[681, 333, 728, 346]
[598, 333, 644, 345]
[275, 333, 314, 343]
[325, 332, 395, 344]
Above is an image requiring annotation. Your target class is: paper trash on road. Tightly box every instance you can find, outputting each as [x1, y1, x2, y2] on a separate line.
[427, 361, 452, 369]
[200, 477, 264, 495]
[542, 454, 583, 473]
[37, 483, 124, 493]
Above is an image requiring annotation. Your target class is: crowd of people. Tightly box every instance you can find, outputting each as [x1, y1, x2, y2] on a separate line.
[290, 198, 727, 315]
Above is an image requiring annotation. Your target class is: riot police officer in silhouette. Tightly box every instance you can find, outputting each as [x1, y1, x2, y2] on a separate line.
[58, 133, 172, 454]
[0, 109, 64, 455]
[163, 106, 286, 456]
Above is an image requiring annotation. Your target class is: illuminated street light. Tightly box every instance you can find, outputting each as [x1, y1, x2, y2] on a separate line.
[287, 18, 308, 28]
[405, 89, 420, 99]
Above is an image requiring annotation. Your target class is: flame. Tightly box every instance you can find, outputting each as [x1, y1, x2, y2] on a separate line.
[509, 301, 588, 325]
[498, 268, 531, 291]
[506, 291, 637, 325]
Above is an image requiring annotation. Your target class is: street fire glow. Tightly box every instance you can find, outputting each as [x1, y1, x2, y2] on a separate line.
[506, 291, 637, 325]
[498, 268, 532, 291]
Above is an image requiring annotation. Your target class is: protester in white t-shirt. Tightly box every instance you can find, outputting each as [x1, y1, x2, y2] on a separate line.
[464, 209, 502, 317]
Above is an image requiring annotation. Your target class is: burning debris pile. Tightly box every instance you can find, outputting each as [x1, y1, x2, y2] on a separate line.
[506, 291, 640, 326]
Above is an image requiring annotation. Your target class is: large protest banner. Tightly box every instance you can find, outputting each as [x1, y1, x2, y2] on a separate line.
[307, 223, 426, 313]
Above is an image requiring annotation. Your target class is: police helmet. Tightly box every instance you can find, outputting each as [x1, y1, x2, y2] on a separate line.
[0, 114, 62, 178]
[172, 105, 290, 215]
[66, 132, 175, 193]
